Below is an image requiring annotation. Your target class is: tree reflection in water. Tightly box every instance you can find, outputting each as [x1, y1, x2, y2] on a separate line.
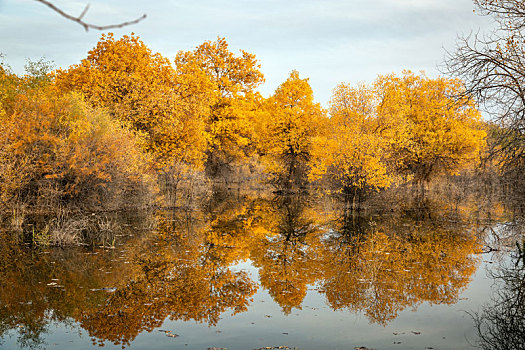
[79, 203, 259, 347]
[0, 231, 137, 349]
[473, 247, 525, 350]
[0, 192, 491, 348]
[250, 194, 325, 314]
[321, 202, 481, 324]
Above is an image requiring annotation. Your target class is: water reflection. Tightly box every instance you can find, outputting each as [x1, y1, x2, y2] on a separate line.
[321, 204, 481, 324]
[0, 233, 136, 348]
[0, 192, 496, 348]
[250, 194, 325, 314]
[79, 207, 258, 347]
[472, 237, 525, 349]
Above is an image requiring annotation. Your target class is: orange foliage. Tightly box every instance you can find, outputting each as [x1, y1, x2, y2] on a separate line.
[257, 70, 328, 187]
[56, 33, 214, 170]
[0, 82, 148, 210]
[175, 37, 265, 176]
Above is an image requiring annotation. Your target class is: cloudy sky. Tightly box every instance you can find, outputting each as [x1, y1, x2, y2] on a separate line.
[0, 0, 494, 106]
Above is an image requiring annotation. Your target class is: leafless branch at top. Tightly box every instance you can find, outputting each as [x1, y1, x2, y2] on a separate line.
[33, 0, 146, 32]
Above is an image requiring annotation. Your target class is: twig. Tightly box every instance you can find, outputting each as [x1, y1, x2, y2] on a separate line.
[33, 0, 146, 31]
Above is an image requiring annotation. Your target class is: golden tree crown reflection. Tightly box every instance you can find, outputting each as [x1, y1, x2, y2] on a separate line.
[321, 216, 481, 324]
[77, 207, 259, 346]
[249, 194, 326, 314]
[0, 191, 489, 347]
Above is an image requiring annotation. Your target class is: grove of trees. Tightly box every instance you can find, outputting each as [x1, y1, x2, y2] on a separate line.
[0, 32, 492, 244]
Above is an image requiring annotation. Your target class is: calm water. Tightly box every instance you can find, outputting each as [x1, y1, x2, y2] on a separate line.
[0, 191, 523, 350]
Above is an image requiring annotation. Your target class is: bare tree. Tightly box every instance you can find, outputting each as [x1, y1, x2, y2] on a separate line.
[473, 0, 525, 30]
[445, 0, 525, 185]
[33, 0, 146, 31]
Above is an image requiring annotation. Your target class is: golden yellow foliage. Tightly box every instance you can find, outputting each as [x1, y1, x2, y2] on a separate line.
[311, 72, 486, 198]
[375, 71, 487, 185]
[0, 64, 14, 119]
[310, 83, 393, 198]
[0, 83, 148, 210]
[56, 33, 214, 170]
[175, 37, 265, 177]
[257, 70, 327, 188]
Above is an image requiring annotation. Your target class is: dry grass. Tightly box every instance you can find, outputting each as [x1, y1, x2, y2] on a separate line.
[47, 213, 119, 247]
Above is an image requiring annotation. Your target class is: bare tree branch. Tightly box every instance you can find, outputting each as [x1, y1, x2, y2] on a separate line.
[33, 0, 146, 32]
[444, 1, 525, 182]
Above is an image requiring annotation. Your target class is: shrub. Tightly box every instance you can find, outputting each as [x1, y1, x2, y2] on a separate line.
[0, 83, 151, 213]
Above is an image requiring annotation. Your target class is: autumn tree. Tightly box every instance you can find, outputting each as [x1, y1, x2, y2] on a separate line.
[0, 61, 16, 119]
[376, 71, 486, 193]
[257, 70, 327, 189]
[310, 83, 394, 206]
[310, 72, 485, 202]
[175, 37, 265, 178]
[56, 33, 214, 174]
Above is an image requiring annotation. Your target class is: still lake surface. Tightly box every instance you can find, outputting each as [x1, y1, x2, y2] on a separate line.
[1, 190, 523, 349]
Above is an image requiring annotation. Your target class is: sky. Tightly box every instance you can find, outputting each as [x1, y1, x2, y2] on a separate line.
[0, 0, 494, 106]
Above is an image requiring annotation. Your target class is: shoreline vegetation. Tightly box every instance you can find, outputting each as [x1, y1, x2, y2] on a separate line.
[2, 1, 525, 348]
[0, 32, 520, 246]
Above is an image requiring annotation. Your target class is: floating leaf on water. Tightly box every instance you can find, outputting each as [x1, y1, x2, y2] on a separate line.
[159, 330, 179, 338]
[89, 287, 116, 292]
